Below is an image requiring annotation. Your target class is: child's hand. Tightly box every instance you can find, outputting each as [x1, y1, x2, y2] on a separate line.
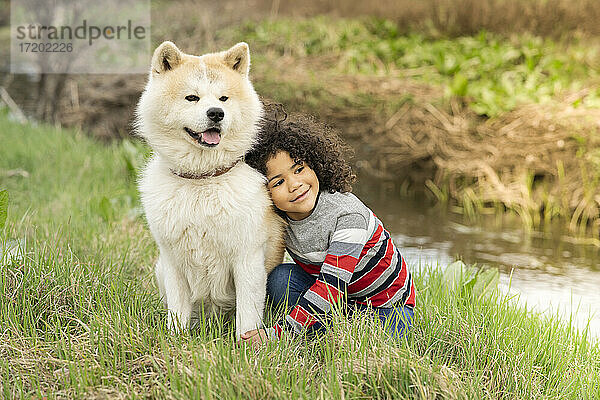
[240, 328, 270, 347]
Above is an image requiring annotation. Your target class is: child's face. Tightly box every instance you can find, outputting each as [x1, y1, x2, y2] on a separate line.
[265, 151, 320, 221]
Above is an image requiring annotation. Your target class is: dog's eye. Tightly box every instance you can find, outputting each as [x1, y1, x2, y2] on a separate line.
[219, 96, 229, 102]
[185, 95, 199, 102]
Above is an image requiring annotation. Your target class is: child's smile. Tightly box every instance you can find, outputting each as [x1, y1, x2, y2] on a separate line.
[266, 151, 320, 220]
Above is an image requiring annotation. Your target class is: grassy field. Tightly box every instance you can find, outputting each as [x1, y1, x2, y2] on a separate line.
[1, 112, 599, 398]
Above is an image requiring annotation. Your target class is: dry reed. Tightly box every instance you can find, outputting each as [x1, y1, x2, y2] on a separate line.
[362, 90, 600, 233]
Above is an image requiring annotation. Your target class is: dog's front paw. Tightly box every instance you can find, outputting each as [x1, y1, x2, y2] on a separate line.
[167, 311, 190, 333]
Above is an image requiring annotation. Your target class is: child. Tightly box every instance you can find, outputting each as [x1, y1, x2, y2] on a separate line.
[242, 115, 416, 346]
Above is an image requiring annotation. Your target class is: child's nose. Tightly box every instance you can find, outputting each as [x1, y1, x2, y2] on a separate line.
[289, 177, 301, 191]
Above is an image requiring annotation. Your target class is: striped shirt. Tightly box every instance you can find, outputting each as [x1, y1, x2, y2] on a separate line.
[274, 191, 416, 336]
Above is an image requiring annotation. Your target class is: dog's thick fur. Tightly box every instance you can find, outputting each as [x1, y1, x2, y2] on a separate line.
[136, 41, 285, 338]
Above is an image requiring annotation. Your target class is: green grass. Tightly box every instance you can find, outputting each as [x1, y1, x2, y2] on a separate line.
[1, 113, 599, 398]
[225, 16, 600, 117]
[0, 110, 153, 277]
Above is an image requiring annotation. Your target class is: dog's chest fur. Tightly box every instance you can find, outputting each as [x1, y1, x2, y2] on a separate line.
[140, 156, 271, 308]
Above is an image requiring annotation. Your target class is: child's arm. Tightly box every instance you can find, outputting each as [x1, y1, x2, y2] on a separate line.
[274, 213, 369, 337]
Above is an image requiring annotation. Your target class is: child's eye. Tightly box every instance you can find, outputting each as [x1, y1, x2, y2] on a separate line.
[295, 166, 304, 174]
[272, 179, 284, 188]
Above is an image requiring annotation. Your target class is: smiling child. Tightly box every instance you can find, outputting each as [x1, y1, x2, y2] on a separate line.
[243, 115, 416, 346]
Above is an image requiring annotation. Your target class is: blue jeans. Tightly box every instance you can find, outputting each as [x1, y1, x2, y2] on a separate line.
[266, 263, 414, 339]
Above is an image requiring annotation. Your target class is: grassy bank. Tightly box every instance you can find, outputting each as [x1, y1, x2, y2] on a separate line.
[231, 18, 600, 116]
[1, 113, 599, 398]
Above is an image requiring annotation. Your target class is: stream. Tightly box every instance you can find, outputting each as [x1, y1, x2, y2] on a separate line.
[354, 178, 600, 337]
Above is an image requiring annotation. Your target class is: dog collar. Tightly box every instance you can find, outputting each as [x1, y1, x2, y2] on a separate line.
[171, 159, 242, 180]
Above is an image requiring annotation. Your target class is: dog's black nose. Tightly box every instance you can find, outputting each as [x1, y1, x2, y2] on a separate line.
[207, 107, 224, 122]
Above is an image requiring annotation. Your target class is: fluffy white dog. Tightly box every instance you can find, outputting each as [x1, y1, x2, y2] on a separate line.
[136, 41, 285, 338]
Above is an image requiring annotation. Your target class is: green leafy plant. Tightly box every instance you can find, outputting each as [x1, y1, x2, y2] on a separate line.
[443, 260, 500, 300]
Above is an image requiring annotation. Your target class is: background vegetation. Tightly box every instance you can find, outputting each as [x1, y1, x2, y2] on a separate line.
[2, 0, 600, 236]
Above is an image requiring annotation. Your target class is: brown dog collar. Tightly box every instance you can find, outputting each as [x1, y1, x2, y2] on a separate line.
[171, 159, 242, 180]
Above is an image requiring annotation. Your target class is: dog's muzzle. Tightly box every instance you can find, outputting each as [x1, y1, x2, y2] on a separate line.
[185, 126, 222, 147]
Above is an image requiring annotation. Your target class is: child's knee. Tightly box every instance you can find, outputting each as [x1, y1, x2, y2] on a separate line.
[266, 263, 295, 304]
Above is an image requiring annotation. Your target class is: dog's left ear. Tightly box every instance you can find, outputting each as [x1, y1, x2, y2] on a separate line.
[151, 41, 184, 75]
[222, 42, 250, 76]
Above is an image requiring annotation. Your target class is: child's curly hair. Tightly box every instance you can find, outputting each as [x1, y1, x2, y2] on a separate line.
[246, 111, 355, 193]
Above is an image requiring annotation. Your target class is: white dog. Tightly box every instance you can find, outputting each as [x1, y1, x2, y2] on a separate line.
[136, 41, 285, 338]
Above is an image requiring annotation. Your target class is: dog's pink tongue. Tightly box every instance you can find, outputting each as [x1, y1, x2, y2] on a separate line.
[202, 130, 221, 144]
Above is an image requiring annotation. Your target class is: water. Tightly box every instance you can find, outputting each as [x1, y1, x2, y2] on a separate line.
[354, 180, 600, 337]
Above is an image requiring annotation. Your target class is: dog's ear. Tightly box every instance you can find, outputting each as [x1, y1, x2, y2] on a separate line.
[151, 41, 183, 75]
[222, 42, 250, 76]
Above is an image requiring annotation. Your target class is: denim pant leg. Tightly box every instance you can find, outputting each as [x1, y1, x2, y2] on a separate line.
[266, 263, 316, 311]
[353, 302, 414, 340]
[375, 305, 414, 340]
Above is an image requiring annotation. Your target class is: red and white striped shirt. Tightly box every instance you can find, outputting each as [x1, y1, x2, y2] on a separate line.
[274, 191, 416, 336]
